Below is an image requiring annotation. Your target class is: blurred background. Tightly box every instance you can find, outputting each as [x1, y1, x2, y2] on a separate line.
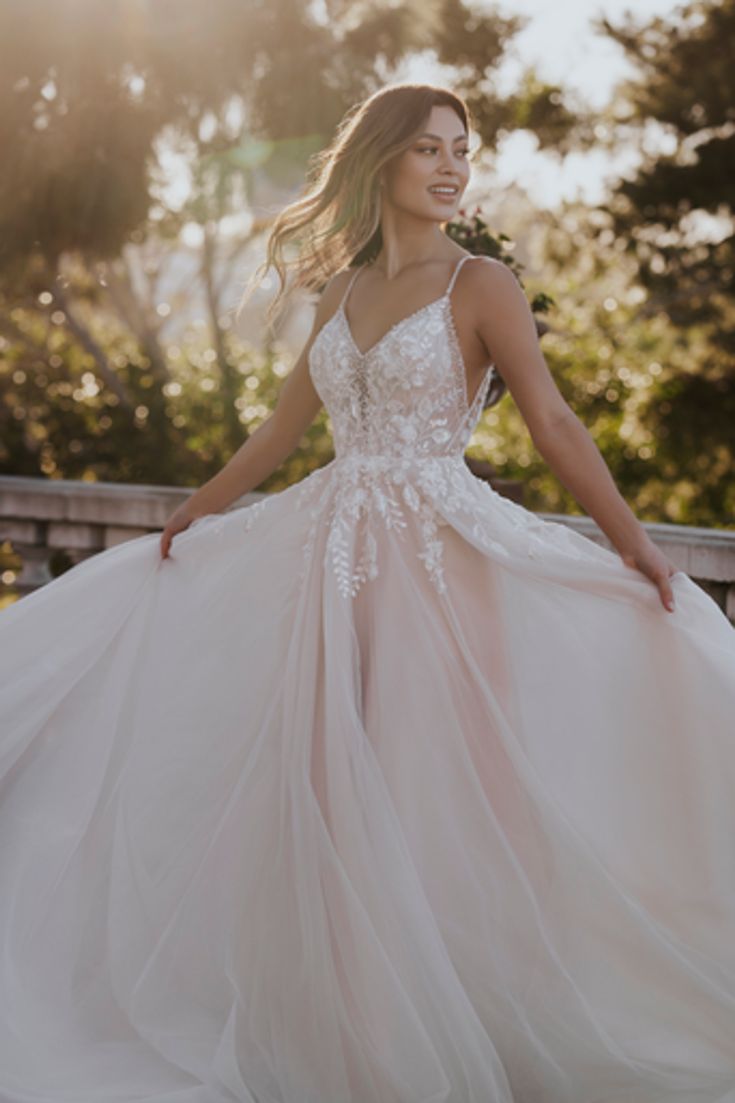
[1, 0, 733, 604]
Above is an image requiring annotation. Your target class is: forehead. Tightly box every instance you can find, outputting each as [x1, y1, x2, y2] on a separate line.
[417, 103, 467, 139]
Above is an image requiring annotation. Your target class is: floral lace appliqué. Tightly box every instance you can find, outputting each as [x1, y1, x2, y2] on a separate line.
[190, 257, 605, 599]
[304, 263, 500, 598]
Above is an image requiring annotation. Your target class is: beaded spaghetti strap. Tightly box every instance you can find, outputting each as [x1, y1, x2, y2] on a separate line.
[343, 255, 473, 322]
[445, 253, 476, 297]
[339, 266, 365, 315]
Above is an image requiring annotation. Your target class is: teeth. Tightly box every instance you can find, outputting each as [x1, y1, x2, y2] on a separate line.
[430, 187, 457, 195]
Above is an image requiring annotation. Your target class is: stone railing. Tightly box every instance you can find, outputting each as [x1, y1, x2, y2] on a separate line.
[1, 473, 734, 624]
[0, 475, 266, 595]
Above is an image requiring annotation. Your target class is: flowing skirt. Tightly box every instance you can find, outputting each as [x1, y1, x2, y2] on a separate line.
[1, 460, 735, 1103]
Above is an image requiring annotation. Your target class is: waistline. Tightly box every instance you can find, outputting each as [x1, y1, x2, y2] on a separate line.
[332, 452, 466, 471]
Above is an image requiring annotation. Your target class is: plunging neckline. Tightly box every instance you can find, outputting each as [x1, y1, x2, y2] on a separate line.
[337, 290, 496, 417]
[339, 293, 448, 361]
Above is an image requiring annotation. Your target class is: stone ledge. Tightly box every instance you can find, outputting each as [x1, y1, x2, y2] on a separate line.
[541, 512, 735, 583]
[0, 475, 211, 527]
[1, 474, 734, 625]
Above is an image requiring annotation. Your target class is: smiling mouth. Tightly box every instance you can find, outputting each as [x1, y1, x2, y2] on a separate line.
[428, 186, 460, 198]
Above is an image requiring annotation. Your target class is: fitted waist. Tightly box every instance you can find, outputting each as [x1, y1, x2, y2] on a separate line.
[333, 451, 466, 472]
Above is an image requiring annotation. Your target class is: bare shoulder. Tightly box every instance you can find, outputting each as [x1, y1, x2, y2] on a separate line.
[460, 255, 523, 302]
[456, 256, 536, 345]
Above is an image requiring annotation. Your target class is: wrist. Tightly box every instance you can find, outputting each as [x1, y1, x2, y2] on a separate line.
[185, 484, 227, 518]
[174, 498, 213, 526]
[611, 525, 652, 558]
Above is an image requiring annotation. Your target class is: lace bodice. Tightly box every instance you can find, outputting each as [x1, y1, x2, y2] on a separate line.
[289, 255, 506, 598]
[308, 254, 496, 463]
[197, 253, 614, 599]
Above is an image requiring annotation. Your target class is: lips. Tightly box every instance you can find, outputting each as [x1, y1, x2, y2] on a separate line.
[428, 185, 460, 203]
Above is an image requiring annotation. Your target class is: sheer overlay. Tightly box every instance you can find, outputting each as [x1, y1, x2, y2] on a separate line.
[2, 255, 735, 1102]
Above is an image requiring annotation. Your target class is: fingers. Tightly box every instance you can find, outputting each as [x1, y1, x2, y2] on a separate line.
[619, 544, 679, 614]
[159, 519, 188, 560]
[657, 570, 676, 613]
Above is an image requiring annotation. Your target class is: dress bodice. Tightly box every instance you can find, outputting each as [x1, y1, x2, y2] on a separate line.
[308, 254, 496, 464]
[206, 262, 618, 603]
[294, 255, 503, 598]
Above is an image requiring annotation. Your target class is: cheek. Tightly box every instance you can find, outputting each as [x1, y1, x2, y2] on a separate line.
[395, 161, 434, 206]
[388, 154, 432, 200]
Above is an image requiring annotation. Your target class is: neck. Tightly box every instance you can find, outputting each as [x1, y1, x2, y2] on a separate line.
[368, 219, 450, 277]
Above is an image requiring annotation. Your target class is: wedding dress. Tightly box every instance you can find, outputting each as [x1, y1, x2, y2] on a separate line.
[2, 253, 735, 1103]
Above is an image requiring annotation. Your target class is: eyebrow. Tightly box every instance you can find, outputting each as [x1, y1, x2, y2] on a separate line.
[415, 132, 468, 142]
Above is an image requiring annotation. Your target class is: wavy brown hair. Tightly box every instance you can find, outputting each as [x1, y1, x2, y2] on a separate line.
[243, 83, 470, 323]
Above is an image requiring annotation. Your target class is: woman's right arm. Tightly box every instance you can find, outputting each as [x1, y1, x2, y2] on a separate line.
[159, 273, 350, 559]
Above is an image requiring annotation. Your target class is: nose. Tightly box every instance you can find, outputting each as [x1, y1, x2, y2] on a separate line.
[437, 147, 464, 176]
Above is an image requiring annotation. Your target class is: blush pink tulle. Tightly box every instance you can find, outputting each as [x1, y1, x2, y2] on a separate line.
[2, 254, 735, 1103]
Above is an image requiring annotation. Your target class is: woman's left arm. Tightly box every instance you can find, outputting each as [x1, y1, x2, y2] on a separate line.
[469, 259, 679, 613]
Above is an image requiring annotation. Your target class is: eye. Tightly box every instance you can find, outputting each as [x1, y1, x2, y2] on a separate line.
[414, 145, 465, 156]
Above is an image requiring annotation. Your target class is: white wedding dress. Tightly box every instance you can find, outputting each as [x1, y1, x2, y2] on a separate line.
[2, 254, 735, 1103]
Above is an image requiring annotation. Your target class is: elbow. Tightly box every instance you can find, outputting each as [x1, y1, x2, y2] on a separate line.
[530, 407, 579, 450]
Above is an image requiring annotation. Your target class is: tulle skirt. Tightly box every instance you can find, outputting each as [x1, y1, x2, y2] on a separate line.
[1, 459, 735, 1103]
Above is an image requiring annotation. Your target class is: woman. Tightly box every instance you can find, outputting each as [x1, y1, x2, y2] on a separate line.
[1, 82, 735, 1103]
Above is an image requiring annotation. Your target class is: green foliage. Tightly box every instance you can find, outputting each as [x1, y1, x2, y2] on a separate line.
[0, 0, 731, 533]
[0, 0, 551, 496]
[0, 317, 333, 490]
[465, 200, 735, 528]
[590, 0, 735, 524]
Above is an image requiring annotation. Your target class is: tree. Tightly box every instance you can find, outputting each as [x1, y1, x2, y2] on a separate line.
[0, 0, 573, 488]
[592, 0, 735, 520]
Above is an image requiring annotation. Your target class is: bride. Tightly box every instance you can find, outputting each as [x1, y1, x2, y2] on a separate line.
[161, 86, 681, 614]
[1, 82, 735, 1103]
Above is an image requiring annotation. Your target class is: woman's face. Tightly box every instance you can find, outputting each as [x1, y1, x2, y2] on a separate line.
[381, 104, 471, 223]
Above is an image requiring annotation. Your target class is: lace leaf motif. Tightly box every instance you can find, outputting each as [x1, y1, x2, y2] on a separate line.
[302, 288, 499, 598]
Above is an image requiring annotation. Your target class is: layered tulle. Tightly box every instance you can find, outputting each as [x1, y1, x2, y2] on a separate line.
[2, 456, 735, 1103]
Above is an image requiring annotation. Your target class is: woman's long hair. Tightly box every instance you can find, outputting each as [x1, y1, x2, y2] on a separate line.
[243, 82, 508, 411]
[244, 83, 470, 323]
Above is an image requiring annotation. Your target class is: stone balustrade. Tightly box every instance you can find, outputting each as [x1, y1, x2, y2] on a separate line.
[1, 473, 734, 624]
[0, 475, 265, 595]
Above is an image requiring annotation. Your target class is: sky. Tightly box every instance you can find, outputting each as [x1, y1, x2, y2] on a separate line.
[164, 0, 689, 244]
[403, 0, 688, 208]
[489, 0, 680, 106]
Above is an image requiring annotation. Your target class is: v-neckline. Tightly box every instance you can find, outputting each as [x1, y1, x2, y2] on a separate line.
[317, 253, 497, 416]
[340, 254, 473, 360]
[339, 294, 447, 360]
[333, 291, 495, 419]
